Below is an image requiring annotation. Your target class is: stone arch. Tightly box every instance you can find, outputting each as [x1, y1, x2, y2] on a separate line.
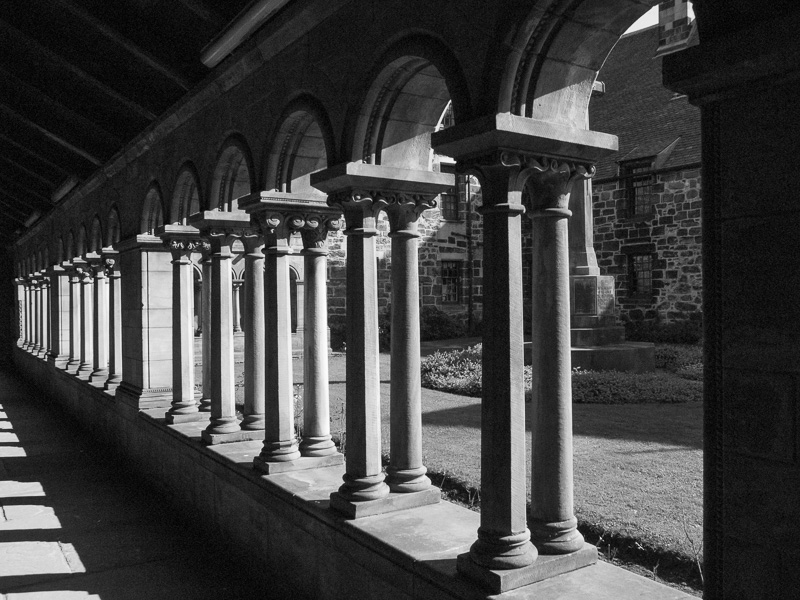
[499, 0, 658, 128]
[170, 163, 202, 225]
[141, 183, 165, 235]
[107, 205, 122, 246]
[89, 215, 103, 253]
[76, 225, 88, 257]
[208, 135, 255, 212]
[349, 35, 472, 169]
[65, 230, 75, 261]
[55, 236, 64, 265]
[264, 95, 335, 195]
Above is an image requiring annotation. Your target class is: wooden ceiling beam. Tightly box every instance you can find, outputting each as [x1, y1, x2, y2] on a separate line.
[0, 155, 60, 189]
[0, 104, 103, 167]
[0, 193, 32, 221]
[52, 0, 192, 91]
[0, 19, 159, 123]
[0, 172, 53, 208]
[0, 65, 123, 151]
[0, 134, 72, 178]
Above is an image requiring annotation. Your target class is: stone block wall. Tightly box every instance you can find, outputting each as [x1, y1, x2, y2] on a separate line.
[592, 167, 702, 324]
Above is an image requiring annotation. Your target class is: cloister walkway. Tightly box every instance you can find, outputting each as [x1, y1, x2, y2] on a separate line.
[0, 369, 276, 600]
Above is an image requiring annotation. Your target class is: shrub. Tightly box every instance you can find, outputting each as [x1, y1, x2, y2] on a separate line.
[421, 344, 482, 397]
[328, 317, 347, 351]
[571, 370, 702, 404]
[655, 344, 703, 372]
[421, 344, 703, 404]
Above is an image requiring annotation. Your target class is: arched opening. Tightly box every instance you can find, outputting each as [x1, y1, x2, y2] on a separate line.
[171, 165, 202, 225]
[265, 98, 333, 195]
[208, 137, 254, 212]
[66, 231, 75, 261]
[89, 216, 103, 254]
[107, 206, 121, 246]
[354, 55, 452, 169]
[76, 225, 87, 257]
[141, 185, 165, 235]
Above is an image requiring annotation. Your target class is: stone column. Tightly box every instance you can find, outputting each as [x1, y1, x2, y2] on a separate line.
[188, 211, 256, 444]
[15, 278, 26, 348]
[298, 215, 341, 457]
[104, 253, 123, 389]
[241, 191, 346, 472]
[40, 274, 50, 358]
[31, 276, 41, 355]
[232, 281, 242, 333]
[87, 254, 109, 384]
[21, 279, 30, 350]
[311, 164, 450, 517]
[157, 225, 206, 423]
[66, 262, 83, 373]
[525, 159, 593, 555]
[76, 264, 94, 378]
[46, 265, 70, 368]
[241, 233, 265, 431]
[432, 115, 615, 593]
[114, 236, 173, 410]
[384, 195, 436, 494]
[198, 250, 213, 412]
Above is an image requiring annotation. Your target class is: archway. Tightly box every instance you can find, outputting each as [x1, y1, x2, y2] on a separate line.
[141, 184, 165, 235]
[208, 137, 254, 212]
[170, 165, 202, 225]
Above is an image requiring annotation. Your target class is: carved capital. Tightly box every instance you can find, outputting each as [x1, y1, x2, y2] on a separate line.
[381, 193, 437, 237]
[523, 156, 594, 215]
[299, 214, 343, 249]
[327, 189, 383, 235]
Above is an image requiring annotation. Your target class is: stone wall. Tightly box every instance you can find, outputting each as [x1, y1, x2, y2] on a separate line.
[592, 167, 702, 324]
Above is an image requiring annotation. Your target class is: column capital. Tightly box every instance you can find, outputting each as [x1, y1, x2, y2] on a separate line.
[156, 224, 208, 262]
[310, 162, 452, 235]
[102, 249, 121, 278]
[188, 211, 253, 252]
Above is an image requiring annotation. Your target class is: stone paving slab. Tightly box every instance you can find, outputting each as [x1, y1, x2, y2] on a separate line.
[0, 370, 274, 600]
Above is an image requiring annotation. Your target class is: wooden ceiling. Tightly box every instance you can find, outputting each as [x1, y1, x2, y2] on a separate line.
[0, 0, 253, 241]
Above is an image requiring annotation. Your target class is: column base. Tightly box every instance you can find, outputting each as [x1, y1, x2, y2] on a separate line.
[115, 381, 172, 410]
[240, 414, 265, 430]
[253, 452, 343, 475]
[89, 368, 109, 384]
[46, 354, 70, 370]
[64, 359, 81, 374]
[456, 542, 597, 594]
[104, 375, 122, 391]
[329, 486, 440, 519]
[165, 411, 208, 425]
[530, 518, 586, 555]
[201, 428, 263, 445]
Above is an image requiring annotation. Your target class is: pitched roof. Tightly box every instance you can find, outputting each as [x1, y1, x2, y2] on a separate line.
[589, 25, 701, 180]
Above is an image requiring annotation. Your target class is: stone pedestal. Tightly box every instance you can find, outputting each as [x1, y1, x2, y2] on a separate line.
[241, 192, 345, 472]
[158, 225, 206, 424]
[46, 265, 70, 369]
[312, 164, 451, 516]
[432, 113, 616, 591]
[114, 236, 173, 410]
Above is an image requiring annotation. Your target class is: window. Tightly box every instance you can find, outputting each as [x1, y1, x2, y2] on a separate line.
[441, 260, 462, 304]
[440, 187, 459, 220]
[628, 254, 653, 297]
[620, 159, 657, 216]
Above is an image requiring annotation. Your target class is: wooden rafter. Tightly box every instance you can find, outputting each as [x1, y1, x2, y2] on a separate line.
[0, 155, 60, 189]
[0, 134, 72, 178]
[52, 0, 192, 91]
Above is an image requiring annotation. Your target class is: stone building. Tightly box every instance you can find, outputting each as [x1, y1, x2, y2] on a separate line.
[590, 24, 702, 325]
[2, 1, 799, 599]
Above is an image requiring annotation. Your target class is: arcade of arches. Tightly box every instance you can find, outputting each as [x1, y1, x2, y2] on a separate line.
[5, 1, 800, 598]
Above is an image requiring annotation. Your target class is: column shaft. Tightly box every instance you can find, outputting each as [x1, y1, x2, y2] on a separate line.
[232, 282, 242, 332]
[32, 281, 41, 353]
[339, 223, 387, 500]
[77, 269, 94, 376]
[386, 220, 429, 492]
[67, 269, 82, 372]
[91, 266, 109, 382]
[105, 262, 123, 388]
[469, 168, 536, 569]
[529, 209, 583, 554]
[41, 279, 50, 356]
[257, 246, 299, 461]
[206, 241, 239, 435]
[242, 243, 265, 430]
[300, 249, 335, 456]
[199, 256, 213, 412]
[167, 246, 198, 419]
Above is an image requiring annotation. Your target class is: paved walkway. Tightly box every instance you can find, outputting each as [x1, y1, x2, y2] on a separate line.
[0, 369, 270, 600]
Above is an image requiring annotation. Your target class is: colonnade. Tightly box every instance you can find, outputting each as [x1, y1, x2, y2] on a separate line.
[15, 135, 612, 593]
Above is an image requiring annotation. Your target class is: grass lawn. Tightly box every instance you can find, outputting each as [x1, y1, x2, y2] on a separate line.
[199, 339, 703, 593]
